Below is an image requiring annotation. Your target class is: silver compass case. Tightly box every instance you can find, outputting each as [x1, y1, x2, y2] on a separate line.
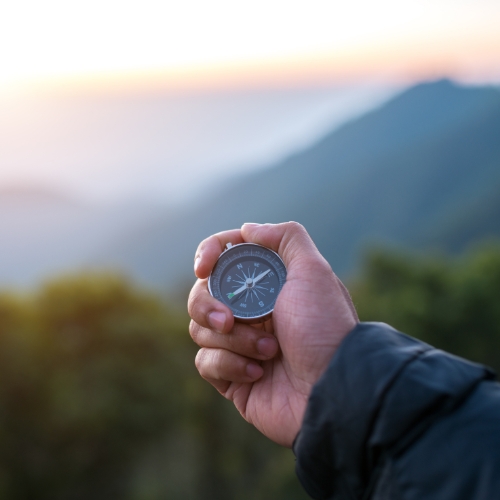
[208, 242, 287, 323]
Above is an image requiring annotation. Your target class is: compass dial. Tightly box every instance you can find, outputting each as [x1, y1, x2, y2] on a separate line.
[208, 243, 287, 323]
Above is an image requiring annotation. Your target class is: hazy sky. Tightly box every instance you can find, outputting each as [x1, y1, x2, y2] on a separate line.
[0, 0, 499, 205]
[0, 84, 395, 204]
[1, 0, 499, 90]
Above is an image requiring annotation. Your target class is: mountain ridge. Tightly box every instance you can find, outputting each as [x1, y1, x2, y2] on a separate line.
[98, 79, 500, 289]
[1, 79, 499, 290]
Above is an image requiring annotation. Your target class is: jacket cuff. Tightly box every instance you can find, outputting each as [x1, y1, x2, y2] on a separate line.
[294, 322, 494, 500]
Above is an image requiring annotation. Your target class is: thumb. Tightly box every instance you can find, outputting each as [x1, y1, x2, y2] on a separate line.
[241, 222, 323, 269]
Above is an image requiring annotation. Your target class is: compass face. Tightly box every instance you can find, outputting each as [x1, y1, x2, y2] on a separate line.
[208, 243, 287, 323]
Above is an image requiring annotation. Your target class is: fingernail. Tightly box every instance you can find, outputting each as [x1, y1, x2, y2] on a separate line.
[246, 363, 263, 380]
[208, 311, 226, 333]
[257, 337, 278, 357]
[243, 222, 261, 227]
[194, 256, 201, 274]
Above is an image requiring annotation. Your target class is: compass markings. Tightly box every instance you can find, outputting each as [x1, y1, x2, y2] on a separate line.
[214, 245, 285, 318]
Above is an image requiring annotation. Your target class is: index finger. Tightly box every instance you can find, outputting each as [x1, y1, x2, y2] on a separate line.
[240, 222, 322, 269]
[194, 229, 245, 279]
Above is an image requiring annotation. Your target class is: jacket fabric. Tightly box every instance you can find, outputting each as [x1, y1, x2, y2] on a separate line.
[294, 322, 500, 500]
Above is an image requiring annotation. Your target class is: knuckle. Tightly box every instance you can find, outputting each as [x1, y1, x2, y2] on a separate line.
[231, 352, 247, 372]
[187, 279, 207, 319]
[214, 349, 238, 375]
[212, 348, 224, 369]
[189, 320, 201, 342]
[187, 284, 199, 317]
[280, 221, 309, 256]
[228, 325, 255, 353]
[244, 332, 259, 354]
[286, 221, 306, 235]
[194, 348, 209, 373]
[187, 297, 194, 318]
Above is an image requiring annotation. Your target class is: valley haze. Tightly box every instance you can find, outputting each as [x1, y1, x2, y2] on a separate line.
[1, 79, 499, 291]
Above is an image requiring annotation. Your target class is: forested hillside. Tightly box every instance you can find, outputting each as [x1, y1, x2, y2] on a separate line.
[1, 245, 499, 498]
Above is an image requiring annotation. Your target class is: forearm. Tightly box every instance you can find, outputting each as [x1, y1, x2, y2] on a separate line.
[294, 322, 500, 500]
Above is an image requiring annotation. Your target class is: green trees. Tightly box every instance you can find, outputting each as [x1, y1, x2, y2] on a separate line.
[0, 275, 177, 497]
[0, 275, 304, 499]
[351, 244, 500, 373]
[1, 244, 499, 498]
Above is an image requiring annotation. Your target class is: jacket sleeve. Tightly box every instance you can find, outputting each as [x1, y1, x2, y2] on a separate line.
[293, 322, 500, 500]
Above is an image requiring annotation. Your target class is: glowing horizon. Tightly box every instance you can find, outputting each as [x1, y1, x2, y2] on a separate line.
[1, 0, 499, 94]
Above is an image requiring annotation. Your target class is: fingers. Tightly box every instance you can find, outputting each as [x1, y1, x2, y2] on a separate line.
[240, 221, 323, 269]
[189, 285, 279, 397]
[190, 320, 279, 361]
[194, 229, 244, 279]
[188, 278, 234, 334]
[193, 222, 322, 291]
[189, 276, 279, 396]
[195, 348, 264, 394]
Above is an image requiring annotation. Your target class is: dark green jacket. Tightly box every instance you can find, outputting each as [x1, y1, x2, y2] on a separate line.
[294, 322, 499, 499]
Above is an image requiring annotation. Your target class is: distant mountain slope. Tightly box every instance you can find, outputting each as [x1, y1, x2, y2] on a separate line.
[0, 188, 161, 287]
[100, 79, 500, 289]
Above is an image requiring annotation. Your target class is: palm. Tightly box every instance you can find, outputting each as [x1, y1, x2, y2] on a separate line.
[226, 255, 352, 447]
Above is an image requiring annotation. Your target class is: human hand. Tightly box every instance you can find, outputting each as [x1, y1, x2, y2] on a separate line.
[188, 222, 358, 447]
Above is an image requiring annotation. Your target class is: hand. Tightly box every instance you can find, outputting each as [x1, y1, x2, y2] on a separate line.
[188, 222, 358, 447]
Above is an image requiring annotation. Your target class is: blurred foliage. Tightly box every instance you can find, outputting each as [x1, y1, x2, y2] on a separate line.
[351, 243, 500, 373]
[3, 244, 500, 499]
[0, 274, 305, 500]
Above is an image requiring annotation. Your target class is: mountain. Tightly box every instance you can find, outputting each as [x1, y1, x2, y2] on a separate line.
[0, 187, 161, 287]
[100, 79, 500, 289]
[1, 80, 499, 291]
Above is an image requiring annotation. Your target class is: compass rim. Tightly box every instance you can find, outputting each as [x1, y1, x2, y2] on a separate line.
[208, 242, 286, 322]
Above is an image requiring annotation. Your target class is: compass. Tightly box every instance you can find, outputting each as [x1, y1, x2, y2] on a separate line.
[208, 242, 287, 323]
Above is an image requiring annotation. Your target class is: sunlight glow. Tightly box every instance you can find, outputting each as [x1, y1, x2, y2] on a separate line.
[0, 0, 499, 91]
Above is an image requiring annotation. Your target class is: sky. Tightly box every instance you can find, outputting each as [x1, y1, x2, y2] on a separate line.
[1, 0, 499, 91]
[0, 0, 499, 204]
[0, 83, 396, 204]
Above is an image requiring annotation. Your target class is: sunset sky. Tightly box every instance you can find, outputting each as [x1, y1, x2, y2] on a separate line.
[1, 0, 500, 92]
[0, 0, 499, 204]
